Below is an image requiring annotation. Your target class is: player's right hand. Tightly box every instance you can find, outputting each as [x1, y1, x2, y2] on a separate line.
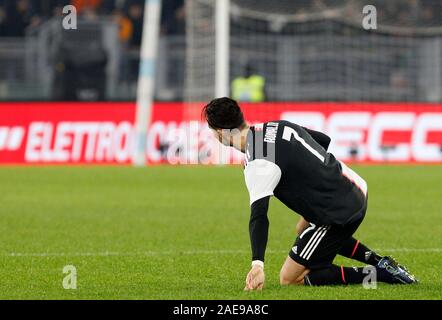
[244, 266, 265, 291]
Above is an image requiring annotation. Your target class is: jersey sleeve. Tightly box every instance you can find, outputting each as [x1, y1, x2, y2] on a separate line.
[244, 159, 282, 205]
[249, 196, 270, 262]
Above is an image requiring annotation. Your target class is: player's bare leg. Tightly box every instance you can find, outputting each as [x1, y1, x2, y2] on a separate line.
[279, 256, 310, 285]
[295, 218, 310, 236]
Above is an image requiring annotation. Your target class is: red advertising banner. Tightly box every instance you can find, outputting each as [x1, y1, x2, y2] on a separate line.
[0, 102, 441, 165]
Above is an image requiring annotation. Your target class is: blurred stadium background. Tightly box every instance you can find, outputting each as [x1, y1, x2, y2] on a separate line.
[0, 0, 440, 102]
[0, 0, 441, 165]
[0, 0, 441, 300]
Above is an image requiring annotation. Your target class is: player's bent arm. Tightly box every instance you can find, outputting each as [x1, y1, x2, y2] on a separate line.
[302, 127, 331, 150]
[249, 196, 270, 263]
[243, 159, 281, 290]
[244, 160, 281, 263]
[245, 196, 270, 291]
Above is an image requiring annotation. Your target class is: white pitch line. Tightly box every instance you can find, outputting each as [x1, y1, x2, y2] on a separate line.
[5, 250, 249, 257]
[4, 248, 442, 257]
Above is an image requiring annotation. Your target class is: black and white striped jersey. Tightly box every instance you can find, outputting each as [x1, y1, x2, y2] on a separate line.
[244, 120, 367, 226]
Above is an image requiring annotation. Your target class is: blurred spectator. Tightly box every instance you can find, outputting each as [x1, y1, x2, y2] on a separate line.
[51, 1, 71, 17]
[55, 33, 108, 101]
[167, 4, 185, 35]
[113, 8, 133, 44]
[33, 0, 69, 17]
[161, 0, 185, 35]
[71, 0, 102, 14]
[99, 0, 116, 13]
[0, 5, 6, 36]
[81, 5, 99, 21]
[127, 2, 143, 48]
[0, 0, 440, 40]
[2, 0, 41, 37]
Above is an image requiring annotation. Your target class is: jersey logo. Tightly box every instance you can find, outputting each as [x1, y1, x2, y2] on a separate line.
[264, 122, 279, 143]
[365, 251, 372, 261]
[292, 246, 298, 255]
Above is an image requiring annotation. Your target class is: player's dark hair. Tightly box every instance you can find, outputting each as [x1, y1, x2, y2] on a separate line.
[202, 97, 245, 130]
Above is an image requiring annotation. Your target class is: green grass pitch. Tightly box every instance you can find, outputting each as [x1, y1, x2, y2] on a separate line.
[0, 165, 441, 299]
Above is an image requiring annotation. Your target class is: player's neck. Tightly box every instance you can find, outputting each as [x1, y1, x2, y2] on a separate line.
[232, 125, 250, 153]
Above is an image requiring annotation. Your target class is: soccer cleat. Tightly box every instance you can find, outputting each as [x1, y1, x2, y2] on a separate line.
[376, 256, 418, 284]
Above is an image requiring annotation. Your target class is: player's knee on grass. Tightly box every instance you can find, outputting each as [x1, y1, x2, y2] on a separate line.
[279, 256, 309, 286]
[280, 272, 303, 285]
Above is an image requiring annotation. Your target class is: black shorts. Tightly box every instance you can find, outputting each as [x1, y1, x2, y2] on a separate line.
[289, 203, 367, 269]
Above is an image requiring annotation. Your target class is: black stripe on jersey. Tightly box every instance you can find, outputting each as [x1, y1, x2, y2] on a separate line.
[245, 123, 277, 164]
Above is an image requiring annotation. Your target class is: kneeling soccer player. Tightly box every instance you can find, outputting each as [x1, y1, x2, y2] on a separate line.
[203, 97, 417, 290]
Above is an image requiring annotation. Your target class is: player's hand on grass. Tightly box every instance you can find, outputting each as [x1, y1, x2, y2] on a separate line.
[244, 265, 265, 291]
